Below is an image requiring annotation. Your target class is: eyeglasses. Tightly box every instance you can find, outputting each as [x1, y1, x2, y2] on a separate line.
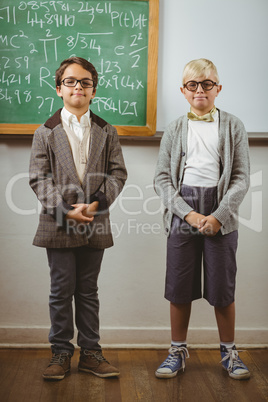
[183, 80, 218, 92]
[61, 78, 95, 88]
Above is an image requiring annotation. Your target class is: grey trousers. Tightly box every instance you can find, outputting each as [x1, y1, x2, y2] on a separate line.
[46, 246, 104, 355]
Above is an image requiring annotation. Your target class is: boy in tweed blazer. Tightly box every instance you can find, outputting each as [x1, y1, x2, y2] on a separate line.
[29, 57, 127, 380]
[154, 59, 250, 380]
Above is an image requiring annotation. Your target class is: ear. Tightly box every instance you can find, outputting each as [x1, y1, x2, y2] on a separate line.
[91, 88, 97, 99]
[216, 84, 222, 97]
[180, 86, 187, 98]
[56, 86, 63, 98]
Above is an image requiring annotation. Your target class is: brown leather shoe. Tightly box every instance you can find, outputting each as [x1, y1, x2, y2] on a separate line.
[78, 350, 120, 378]
[43, 353, 71, 380]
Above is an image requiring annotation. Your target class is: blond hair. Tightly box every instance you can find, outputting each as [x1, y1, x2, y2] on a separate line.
[182, 58, 220, 85]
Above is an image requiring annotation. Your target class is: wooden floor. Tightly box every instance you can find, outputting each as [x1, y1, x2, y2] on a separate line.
[0, 348, 267, 402]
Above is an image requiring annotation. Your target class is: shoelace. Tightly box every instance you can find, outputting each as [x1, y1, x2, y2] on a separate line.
[163, 346, 190, 371]
[83, 350, 108, 363]
[49, 353, 69, 366]
[220, 349, 245, 372]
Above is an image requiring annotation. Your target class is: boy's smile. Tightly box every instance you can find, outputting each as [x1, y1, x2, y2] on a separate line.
[56, 63, 96, 120]
[180, 73, 222, 116]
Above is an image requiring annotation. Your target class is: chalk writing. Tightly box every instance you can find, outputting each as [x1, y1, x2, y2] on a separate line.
[0, 0, 149, 126]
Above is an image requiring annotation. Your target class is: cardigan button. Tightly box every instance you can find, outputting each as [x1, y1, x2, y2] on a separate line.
[181, 152, 186, 157]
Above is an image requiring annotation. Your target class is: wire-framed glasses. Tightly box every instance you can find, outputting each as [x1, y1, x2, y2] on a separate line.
[184, 80, 218, 92]
[61, 78, 95, 88]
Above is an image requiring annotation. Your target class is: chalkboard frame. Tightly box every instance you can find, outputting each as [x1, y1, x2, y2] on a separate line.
[0, 0, 159, 136]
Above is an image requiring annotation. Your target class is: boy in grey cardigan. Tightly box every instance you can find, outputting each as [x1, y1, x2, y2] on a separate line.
[154, 59, 250, 380]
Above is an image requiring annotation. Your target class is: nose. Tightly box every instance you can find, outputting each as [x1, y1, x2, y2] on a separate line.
[196, 82, 204, 92]
[75, 80, 83, 89]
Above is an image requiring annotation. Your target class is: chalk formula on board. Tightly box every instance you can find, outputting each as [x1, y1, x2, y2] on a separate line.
[0, 1, 149, 126]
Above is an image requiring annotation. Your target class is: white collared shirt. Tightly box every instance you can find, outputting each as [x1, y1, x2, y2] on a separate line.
[61, 107, 91, 183]
[61, 107, 91, 141]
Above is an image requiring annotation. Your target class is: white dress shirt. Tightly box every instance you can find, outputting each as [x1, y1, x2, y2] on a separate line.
[61, 107, 91, 141]
[61, 107, 91, 183]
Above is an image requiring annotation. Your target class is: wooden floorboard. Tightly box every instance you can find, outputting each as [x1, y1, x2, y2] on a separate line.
[0, 348, 267, 402]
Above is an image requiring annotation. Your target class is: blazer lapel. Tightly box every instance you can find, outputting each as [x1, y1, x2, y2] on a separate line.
[48, 125, 81, 187]
[82, 121, 107, 186]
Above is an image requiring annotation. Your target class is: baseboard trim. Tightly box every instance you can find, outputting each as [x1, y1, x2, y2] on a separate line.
[1, 343, 267, 349]
[0, 326, 267, 348]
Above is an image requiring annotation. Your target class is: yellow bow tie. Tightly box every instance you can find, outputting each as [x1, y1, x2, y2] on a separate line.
[187, 106, 217, 122]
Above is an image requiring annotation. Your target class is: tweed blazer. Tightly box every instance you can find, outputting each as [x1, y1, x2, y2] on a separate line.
[29, 109, 127, 249]
[154, 109, 250, 236]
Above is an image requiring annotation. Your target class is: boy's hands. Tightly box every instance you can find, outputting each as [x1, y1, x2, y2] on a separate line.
[65, 201, 99, 224]
[185, 211, 206, 228]
[185, 211, 222, 236]
[198, 215, 221, 236]
[82, 201, 99, 218]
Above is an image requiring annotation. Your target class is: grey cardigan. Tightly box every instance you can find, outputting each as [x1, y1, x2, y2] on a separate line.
[154, 109, 250, 236]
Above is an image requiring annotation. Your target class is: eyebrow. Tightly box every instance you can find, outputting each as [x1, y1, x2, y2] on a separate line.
[64, 76, 93, 80]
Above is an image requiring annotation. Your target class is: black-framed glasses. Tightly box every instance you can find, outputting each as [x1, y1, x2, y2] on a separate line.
[184, 80, 218, 92]
[61, 78, 95, 88]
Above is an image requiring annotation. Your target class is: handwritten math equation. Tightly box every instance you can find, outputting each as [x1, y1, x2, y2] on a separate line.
[0, 1, 149, 125]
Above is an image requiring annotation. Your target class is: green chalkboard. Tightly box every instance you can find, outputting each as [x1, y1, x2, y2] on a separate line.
[0, 0, 158, 135]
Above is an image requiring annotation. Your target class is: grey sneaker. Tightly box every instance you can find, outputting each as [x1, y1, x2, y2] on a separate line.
[78, 350, 120, 378]
[43, 353, 71, 380]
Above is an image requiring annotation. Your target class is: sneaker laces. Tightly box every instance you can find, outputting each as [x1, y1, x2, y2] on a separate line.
[49, 353, 70, 366]
[163, 346, 189, 371]
[220, 349, 245, 372]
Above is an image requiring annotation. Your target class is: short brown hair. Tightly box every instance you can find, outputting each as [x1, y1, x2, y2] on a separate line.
[55, 57, 98, 88]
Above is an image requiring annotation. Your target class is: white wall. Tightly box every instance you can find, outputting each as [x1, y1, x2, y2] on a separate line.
[0, 0, 267, 347]
[157, 0, 268, 133]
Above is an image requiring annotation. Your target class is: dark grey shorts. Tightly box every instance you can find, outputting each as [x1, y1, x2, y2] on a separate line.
[165, 185, 238, 307]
